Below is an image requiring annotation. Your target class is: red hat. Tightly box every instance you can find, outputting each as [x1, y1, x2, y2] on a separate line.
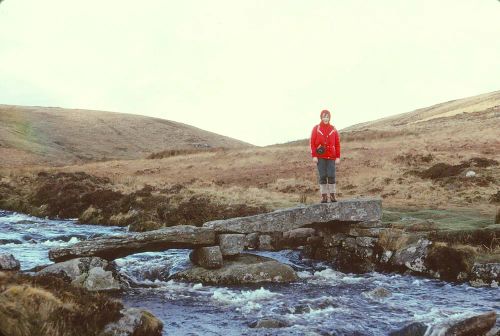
[320, 109, 331, 119]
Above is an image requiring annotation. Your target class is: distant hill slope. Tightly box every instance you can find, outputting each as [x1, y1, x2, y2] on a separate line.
[285, 90, 500, 147]
[0, 105, 253, 167]
[343, 90, 500, 131]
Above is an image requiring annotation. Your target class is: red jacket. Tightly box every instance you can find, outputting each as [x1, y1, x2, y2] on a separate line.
[310, 122, 341, 159]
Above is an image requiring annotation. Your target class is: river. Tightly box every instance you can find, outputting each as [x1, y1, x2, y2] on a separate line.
[0, 210, 498, 335]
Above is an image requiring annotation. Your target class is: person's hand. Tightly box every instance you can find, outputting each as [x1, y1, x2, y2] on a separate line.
[335, 158, 340, 164]
[312, 157, 318, 163]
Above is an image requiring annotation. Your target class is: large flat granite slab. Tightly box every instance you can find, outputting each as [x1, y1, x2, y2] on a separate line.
[203, 198, 382, 234]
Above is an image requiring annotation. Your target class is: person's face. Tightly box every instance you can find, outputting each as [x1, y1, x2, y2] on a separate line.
[321, 114, 330, 123]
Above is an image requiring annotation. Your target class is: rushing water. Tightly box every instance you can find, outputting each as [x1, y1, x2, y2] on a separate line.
[0, 210, 498, 336]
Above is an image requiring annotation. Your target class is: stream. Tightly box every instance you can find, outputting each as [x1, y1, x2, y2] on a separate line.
[0, 209, 498, 335]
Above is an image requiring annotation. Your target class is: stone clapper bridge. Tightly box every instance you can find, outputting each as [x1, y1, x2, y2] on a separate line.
[49, 198, 382, 270]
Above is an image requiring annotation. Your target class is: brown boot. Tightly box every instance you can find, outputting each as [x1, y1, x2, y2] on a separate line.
[319, 184, 328, 203]
[330, 193, 337, 202]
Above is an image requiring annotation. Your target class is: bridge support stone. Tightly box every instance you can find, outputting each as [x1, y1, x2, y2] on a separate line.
[190, 246, 223, 269]
[258, 235, 273, 250]
[218, 234, 245, 256]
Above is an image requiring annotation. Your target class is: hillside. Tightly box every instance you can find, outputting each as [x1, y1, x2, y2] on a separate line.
[343, 90, 500, 130]
[0, 105, 252, 167]
[30, 91, 499, 211]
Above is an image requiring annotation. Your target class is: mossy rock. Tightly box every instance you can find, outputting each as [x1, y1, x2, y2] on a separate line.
[425, 243, 477, 281]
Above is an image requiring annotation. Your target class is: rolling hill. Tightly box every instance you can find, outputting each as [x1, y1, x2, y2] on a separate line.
[0, 105, 252, 167]
[344, 90, 500, 130]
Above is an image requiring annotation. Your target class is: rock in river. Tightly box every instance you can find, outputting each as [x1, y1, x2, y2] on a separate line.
[37, 257, 126, 291]
[172, 253, 298, 285]
[0, 254, 20, 271]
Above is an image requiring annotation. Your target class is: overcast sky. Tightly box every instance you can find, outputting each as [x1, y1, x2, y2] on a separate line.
[0, 1, 499, 146]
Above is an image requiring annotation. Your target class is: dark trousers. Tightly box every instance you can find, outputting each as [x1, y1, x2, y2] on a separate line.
[316, 158, 336, 184]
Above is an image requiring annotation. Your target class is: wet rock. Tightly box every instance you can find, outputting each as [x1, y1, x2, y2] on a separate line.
[364, 287, 392, 299]
[141, 265, 171, 282]
[391, 239, 431, 273]
[290, 303, 314, 315]
[290, 296, 339, 314]
[37, 257, 125, 291]
[21, 233, 45, 242]
[218, 234, 245, 256]
[469, 263, 500, 287]
[0, 254, 20, 271]
[444, 311, 497, 336]
[13, 219, 38, 225]
[203, 198, 382, 233]
[49, 225, 216, 262]
[0, 239, 23, 245]
[307, 231, 378, 273]
[248, 318, 289, 329]
[190, 246, 223, 269]
[101, 308, 163, 336]
[172, 253, 298, 285]
[389, 322, 428, 336]
[332, 248, 376, 273]
[50, 234, 88, 242]
[305, 246, 337, 261]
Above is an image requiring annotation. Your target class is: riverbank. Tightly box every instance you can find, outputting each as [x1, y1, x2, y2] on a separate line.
[0, 170, 271, 231]
[0, 270, 163, 336]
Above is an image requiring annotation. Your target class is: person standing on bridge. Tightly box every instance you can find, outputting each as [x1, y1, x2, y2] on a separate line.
[310, 109, 341, 203]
